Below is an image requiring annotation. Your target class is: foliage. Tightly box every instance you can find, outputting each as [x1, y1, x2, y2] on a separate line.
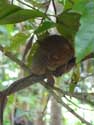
[0, 0, 94, 125]
[0, 4, 45, 24]
[57, 11, 80, 41]
[73, 0, 94, 62]
[0, 0, 94, 62]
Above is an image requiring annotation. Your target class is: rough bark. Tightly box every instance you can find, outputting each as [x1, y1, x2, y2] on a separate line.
[50, 96, 62, 125]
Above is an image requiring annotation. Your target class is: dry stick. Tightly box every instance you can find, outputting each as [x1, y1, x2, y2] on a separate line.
[41, 82, 92, 125]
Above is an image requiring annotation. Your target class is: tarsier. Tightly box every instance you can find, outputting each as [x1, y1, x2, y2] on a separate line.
[31, 35, 75, 84]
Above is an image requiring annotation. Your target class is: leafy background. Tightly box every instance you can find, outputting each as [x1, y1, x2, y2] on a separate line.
[0, 0, 94, 125]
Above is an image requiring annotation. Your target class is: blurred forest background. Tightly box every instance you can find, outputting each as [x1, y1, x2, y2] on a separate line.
[0, 0, 94, 125]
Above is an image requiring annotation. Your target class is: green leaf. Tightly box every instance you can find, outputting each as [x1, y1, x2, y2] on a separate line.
[57, 11, 80, 41]
[10, 32, 29, 51]
[69, 83, 76, 92]
[62, 0, 74, 10]
[74, 1, 94, 62]
[35, 21, 55, 34]
[7, 95, 14, 105]
[69, 67, 80, 92]
[27, 42, 39, 66]
[59, 0, 80, 10]
[72, 0, 89, 14]
[0, 0, 8, 4]
[0, 4, 45, 24]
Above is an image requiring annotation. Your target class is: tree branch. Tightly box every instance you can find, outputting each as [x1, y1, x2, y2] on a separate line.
[65, 96, 94, 111]
[0, 44, 94, 102]
[41, 82, 92, 125]
[3, 74, 46, 96]
[52, 0, 57, 16]
[0, 44, 94, 124]
[0, 45, 31, 73]
[0, 74, 46, 125]
[53, 86, 94, 105]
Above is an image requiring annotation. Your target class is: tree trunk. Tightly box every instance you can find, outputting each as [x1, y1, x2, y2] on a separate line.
[34, 111, 45, 125]
[50, 96, 62, 125]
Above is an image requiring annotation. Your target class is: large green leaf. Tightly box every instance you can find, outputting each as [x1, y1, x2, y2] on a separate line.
[9, 32, 29, 51]
[57, 11, 80, 41]
[73, 1, 94, 62]
[0, 4, 45, 24]
[59, 0, 80, 10]
[35, 21, 55, 34]
[0, 0, 8, 4]
[72, 0, 93, 14]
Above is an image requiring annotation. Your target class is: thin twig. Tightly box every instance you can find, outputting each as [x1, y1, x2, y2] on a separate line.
[41, 95, 50, 117]
[0, 45, 31, 73]
[17, 0, 37, 10]
[41, 82, 92, 125]
[52, 0, 57, 16]
[65, 96, 94, 111]
[80, 73, 94, 82]
[60, 99, 92, 125]
[17, 0, 55, 20]
[52, 86, 94, 105]
[40, 0, 51, 24]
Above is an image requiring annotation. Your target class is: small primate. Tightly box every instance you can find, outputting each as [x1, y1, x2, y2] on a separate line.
[31, 35, 75, 84]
